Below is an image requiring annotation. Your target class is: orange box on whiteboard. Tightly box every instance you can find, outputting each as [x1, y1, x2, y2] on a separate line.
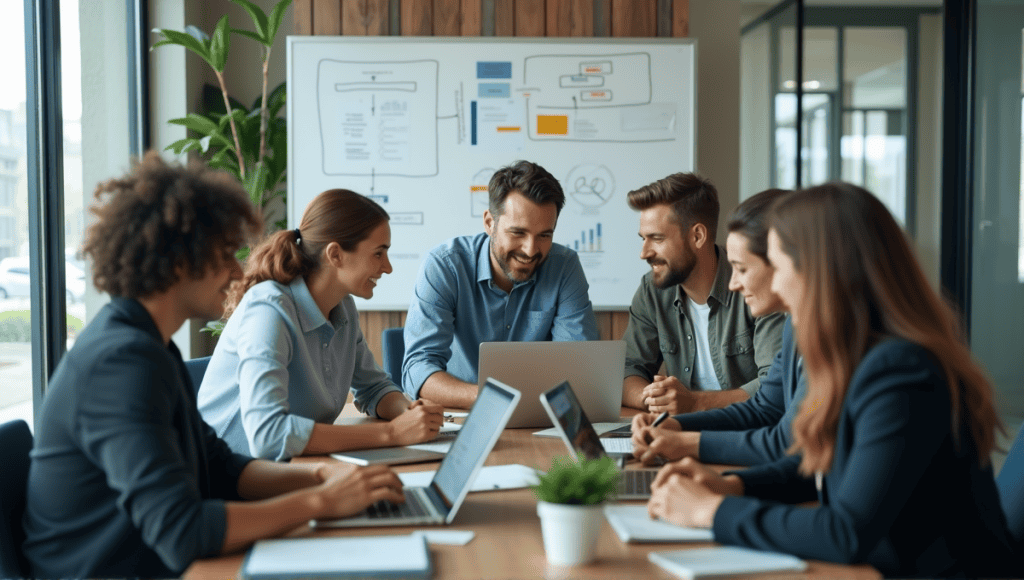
[536, 115, 569, 135]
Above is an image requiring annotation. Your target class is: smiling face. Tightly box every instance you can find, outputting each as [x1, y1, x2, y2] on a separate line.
[484, 191, 558, 290]
[638, 204, 697, 289]
[727, 231, 785, 317]
[336, 221, 393, 300]
[767, 228, 805, 326]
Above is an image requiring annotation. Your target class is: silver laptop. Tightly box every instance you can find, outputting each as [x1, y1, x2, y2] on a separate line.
[314, 378, 521, 528]
[539, 380, 657, 500]
[477, 340, 625, 428]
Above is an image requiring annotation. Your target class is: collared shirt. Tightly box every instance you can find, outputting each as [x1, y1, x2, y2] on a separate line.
[402, 232, 599, 397]
[198, 277, 401, 461]
[23, 298, 253, 579]
[622, 245, 785, 396]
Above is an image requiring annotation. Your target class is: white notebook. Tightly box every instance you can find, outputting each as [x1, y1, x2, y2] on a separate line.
[647, 546, 807, 579]
[604, 505, 714, 543]
[241, 534, 431, 579]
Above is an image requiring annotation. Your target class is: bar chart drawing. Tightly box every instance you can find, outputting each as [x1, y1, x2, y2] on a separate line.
[573, 223, 603, 253]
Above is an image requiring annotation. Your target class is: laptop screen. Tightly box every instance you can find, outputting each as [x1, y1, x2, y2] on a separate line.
[431, 381, 515, 507]
[544, 381, 605, 461]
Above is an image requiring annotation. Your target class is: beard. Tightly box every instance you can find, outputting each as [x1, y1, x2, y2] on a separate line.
[649, 250, 696, 289]
[493, 247, 543, 283]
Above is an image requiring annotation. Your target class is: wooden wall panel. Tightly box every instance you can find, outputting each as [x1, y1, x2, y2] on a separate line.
[494, 0, 514, 36]
[434, 0, 461, 35]
[401, 0, 433, 34]
[314, 0, 342, 34]
[673, 0, 689, 37]
[515, 0, 545, 36]
[294, 0, 314, 34]
[610, 0, 656, 37]
[547, 0, 592, 37]
[461, 0, 482, 36]
[296, 0, 689, 361]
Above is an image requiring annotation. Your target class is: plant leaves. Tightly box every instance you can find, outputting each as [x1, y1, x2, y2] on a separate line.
[198, 135, 213, 153]
[532, 454, 620, 505]
[231, 28, 266, 46]
[230, 0, 269, 42]
[266, 82, 287, 118]
[151, 28, 214, 69]
[244, 162, 270, 207]
[168, 113, 219, 135]
[267, 0, 293, 42]
[184, 25, 210, 44]
[202, 83, 247, 117]
[209, 15, 231, 72]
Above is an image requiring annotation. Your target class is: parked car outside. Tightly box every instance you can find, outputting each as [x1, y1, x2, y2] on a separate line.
[0, 257, 86, 303]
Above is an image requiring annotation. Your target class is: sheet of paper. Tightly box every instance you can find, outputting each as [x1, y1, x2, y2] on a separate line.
[413, 530, 475, 546]
[604, 504, 714, 543]
[399, 463, 541, 491]
[405, 424, 461, 453]
[532, 422, 630, 438]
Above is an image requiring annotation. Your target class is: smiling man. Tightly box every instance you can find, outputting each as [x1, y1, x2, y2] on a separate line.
[621, 173, 784, 414]
[402, 160, 598, 408]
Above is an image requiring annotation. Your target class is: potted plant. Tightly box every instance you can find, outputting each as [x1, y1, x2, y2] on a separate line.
[152, 0, 291, 337]
[532, 454, 621, 566]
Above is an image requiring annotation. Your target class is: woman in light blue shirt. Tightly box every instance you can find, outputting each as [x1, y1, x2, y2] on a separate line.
[199, 189, 444, 460]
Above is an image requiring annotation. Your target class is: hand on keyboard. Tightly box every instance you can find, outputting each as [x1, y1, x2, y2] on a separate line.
[317, 464, 406, 520]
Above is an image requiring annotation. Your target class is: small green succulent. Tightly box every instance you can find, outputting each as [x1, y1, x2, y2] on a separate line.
[533, 454, 621, 506]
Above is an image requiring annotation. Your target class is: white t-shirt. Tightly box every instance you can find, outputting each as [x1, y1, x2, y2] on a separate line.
[687, 298, 723, 391]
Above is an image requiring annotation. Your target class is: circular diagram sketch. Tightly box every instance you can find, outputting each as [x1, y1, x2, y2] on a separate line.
[566, 164, 615, 208]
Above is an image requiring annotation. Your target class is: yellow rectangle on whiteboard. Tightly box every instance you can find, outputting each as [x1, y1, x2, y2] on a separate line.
[496, 126, 521, 132]
[470, 185, 488, 192]
[536, 115, 569, 135]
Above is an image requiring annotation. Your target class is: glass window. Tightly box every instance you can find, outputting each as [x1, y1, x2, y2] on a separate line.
[62, 0, 85, 331]
[0, 1, 32, 426]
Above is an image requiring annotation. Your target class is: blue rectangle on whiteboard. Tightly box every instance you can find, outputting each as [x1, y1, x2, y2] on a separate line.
[471, 101, 477, 145]
[478, 83, 510, 98]
[477, 62, 512, 79]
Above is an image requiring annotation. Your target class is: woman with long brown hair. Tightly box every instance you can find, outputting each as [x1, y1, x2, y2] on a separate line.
[646, 183, 1016, 577]
[198, 189, 443, 461]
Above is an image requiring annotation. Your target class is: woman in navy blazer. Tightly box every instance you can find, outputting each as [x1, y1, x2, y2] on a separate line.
[647, 183, 1016, 578]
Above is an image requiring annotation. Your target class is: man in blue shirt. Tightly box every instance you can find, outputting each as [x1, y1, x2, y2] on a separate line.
[402, 160, 599, 408]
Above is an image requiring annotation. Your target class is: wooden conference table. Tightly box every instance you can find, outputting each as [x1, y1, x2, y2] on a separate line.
[184, 409, 881, 580]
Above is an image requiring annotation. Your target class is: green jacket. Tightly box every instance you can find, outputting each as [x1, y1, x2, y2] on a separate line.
[623, 245, 785, 396]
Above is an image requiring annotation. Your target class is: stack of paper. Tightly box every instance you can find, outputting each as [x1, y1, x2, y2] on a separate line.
[241, 534, 432, 579]
[647, 546, 807, 579]
[603, 505, 714, 543]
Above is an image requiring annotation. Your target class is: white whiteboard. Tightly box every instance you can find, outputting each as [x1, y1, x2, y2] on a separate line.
[287, 37, 696, 310]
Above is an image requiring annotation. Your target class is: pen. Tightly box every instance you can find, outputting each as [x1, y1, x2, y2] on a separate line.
[651, 411, 670, 428]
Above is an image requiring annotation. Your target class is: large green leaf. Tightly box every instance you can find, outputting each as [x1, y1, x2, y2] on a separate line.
[266, 82, 286, 118]
[168, 114, 219, 136]
[165, 138, 202, 155]
[230, 0, 269, 42]
[244, 163, 270, 207]
[151, 28, 213, 68]
[267, 0, 293, 42]
[209, 15, 231, 72]
[231, 29, 266, 46]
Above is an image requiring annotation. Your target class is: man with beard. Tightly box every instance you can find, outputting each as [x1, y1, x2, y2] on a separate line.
[402, 160, 598, 408]
[622, 173, 784, 414]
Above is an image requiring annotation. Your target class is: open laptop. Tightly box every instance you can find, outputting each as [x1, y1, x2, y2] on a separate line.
[540, 380, 657, 500]
[477, 340, 625, 428]
[314, 378, 521, 528]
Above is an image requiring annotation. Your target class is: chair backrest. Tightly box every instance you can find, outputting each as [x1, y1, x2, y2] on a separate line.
[997, 424, 1024, 547]
[0, 419, 33, 578]
[185, 356, 212, 397]
[381, 327, 405, 384]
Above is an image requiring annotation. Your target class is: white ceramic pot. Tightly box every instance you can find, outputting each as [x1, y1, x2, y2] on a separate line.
[536, 500, 604, 566]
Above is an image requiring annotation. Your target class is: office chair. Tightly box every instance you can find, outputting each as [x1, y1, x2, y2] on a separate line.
[381, 327, 404, 384]
[185, 356, 212, 397]
[997, 424, 1024, 547]
[0, 419, 33, 578]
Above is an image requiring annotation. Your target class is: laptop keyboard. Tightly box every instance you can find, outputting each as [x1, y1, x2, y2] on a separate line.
[366, 489, 430, 519]
[620, 470, 657, 496]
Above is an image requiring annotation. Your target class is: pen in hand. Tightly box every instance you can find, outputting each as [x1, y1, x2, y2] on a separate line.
[644, 411, 671, 444]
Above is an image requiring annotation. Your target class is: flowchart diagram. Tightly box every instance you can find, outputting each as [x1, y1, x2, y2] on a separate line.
[291, 39, 694, 309]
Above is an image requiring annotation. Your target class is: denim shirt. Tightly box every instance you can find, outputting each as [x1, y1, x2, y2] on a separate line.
[198, 277, 401, 460]
[402, 232, 599, 397]
[623, 245, 785, 396]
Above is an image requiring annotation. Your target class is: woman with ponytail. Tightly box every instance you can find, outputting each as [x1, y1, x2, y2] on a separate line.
[199, 189, 444, 461]
[645, 183, 1016, 577]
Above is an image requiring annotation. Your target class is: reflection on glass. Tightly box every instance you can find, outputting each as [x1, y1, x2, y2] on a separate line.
[62, 0, 85, 348]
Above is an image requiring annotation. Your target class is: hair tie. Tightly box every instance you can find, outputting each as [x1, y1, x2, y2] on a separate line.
[293, 227, 302, 245]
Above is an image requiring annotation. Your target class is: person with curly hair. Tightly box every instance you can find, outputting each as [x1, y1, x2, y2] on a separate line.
[198, 188, 443, 461]
[22, 153, 407, 579]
